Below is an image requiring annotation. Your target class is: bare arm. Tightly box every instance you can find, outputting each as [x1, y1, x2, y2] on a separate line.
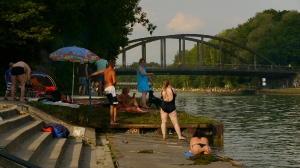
[27, 67, 31, 81]
[171, 87, 176, 95]
[119, 95, 129, 107]
[148, 76, 153, 85]
[85, 65, 88, 77]
[137, 67, 153, 76]
[88, 69, 105, 77]
[112, 70, 116, 86]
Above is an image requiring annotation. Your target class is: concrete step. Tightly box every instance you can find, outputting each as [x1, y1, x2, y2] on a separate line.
[35, 138, 68, 168]
[0, 105, 114, 168]
[0, 114, 32, 133]
[0, 107, 19, 119]
[0, 120, 44, 152]
[58, 137, 83, 168]
[11, 131, 52, 163]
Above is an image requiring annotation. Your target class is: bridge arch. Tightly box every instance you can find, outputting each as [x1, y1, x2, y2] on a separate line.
[119, 34, 280, 70]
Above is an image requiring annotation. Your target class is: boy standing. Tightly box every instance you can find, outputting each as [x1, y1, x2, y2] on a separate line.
[4, 62, 14, 100]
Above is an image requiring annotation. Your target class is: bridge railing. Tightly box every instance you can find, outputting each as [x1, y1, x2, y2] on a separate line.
[115, 64, 300, 72]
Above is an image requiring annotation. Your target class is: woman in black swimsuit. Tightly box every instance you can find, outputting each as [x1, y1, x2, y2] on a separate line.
[160, 79, 185, 140]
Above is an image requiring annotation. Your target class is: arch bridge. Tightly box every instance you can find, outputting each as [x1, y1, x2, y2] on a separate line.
[116, 34, 298, 80]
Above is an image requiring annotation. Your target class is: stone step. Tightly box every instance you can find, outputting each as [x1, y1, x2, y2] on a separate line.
[0, 108, 19, 119]
[0, 120, 44, 152]
[0, 105, 114, 168]
[58, 137, 83, 168]
[35, 138, 68, 168]
[78, 145, 98, 168]
[0, 114, 32, 133]
[11, 131, 53, 163]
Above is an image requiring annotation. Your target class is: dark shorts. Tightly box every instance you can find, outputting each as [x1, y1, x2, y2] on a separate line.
[106, 94, 118, 105]
[98, 74, 104, 81]
[11, 67, 25, 76]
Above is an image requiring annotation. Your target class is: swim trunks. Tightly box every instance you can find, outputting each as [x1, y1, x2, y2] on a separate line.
[11, 66, 25, 75]
[104, 86, 118, 105]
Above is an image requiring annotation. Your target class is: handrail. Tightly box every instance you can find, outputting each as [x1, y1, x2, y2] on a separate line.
[0, 150, 41, 168]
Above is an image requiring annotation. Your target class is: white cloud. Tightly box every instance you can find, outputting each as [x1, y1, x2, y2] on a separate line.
[166, 12, 205, 32]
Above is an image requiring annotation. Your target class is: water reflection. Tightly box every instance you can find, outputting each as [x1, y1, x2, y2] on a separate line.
[175, 93, 300, 168]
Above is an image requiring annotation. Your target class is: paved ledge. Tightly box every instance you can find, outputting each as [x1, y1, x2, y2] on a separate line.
[106, 123, 212, 128]
[97, 121, 223, 141]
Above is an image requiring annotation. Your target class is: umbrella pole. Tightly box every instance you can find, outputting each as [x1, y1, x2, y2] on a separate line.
[72, 62, 74, 103]
[89, 78, 92, 116]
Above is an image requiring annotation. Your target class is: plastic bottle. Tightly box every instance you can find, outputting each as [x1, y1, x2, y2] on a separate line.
[0, 117, 2, 121]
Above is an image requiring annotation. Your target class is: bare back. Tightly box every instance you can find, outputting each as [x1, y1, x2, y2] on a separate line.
[103, 67, 116, 88]
[161, 87, 176, 102]
[12, 61, 30, 73]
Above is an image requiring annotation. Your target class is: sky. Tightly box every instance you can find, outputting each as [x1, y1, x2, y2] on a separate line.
[116, 0, 300, 65]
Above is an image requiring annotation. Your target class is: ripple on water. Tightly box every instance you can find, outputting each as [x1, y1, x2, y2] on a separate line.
[175, 94, 300, 168]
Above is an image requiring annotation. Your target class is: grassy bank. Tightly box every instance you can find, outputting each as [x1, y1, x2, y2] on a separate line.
[26, 102, 212, 128]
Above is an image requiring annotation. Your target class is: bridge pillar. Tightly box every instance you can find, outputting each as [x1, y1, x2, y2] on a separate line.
[164, 38, 166, 68]
[214, 48, 216, 68]
[160, 39, 163, 68]
[197, 42, 200, 68]
[236, 46, 240, 70]
[254, 54, 257, 70]
[179, 39, 181, 63]
[201, 37, 204, 68]
[122, 50, 126, 68]
[142, 42, 146, 61]
[219, 41, 223, 69]
[183, 36, 186, 67]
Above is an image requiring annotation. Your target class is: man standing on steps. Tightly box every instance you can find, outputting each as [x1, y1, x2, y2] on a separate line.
[89, 60, 118, 124]
[95, 54, 108, 96]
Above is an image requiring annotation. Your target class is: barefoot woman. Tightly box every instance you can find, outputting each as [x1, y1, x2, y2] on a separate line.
[160, 79, 185, 140]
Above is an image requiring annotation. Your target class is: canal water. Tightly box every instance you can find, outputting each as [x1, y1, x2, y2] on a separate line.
[174, 93, 300, 168]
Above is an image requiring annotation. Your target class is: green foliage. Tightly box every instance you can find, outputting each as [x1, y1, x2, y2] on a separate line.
[26, 101, 212, 127]
[0, 0, 156, 87]
[189, 154, 219, 165]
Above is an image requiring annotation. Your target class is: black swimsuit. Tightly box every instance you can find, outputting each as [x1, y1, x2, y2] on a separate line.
[161, 89, 176, 113]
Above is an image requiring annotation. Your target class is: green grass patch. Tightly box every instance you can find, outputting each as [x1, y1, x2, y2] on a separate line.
[26, 101, 212, 127]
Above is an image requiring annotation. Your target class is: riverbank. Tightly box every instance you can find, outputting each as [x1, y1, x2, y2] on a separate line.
[135, 88, 300, 95]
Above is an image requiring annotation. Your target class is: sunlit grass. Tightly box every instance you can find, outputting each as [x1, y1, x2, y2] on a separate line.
[26, 102, 212, 128]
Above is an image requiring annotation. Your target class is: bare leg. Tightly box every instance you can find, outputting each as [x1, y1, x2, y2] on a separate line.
[11, 75, 17, 100]
[98, 80, 102, 96]
[169, 110, 185, 139]
[140, 92, 148, 107]
[18, 75, 26, 101]
[113, 105, 117, 122]
[128, 98, 140, 108]
[82, 84, 86, 95]
[110, 105, 118, 124]
[160, 109, 168, 139]
[110, 105, 114, 123]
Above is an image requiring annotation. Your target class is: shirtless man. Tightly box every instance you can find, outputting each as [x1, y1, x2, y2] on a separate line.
[89, 60, 118, 124]
[11, 61, 31, 101]
[190, 131, 211, 155]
